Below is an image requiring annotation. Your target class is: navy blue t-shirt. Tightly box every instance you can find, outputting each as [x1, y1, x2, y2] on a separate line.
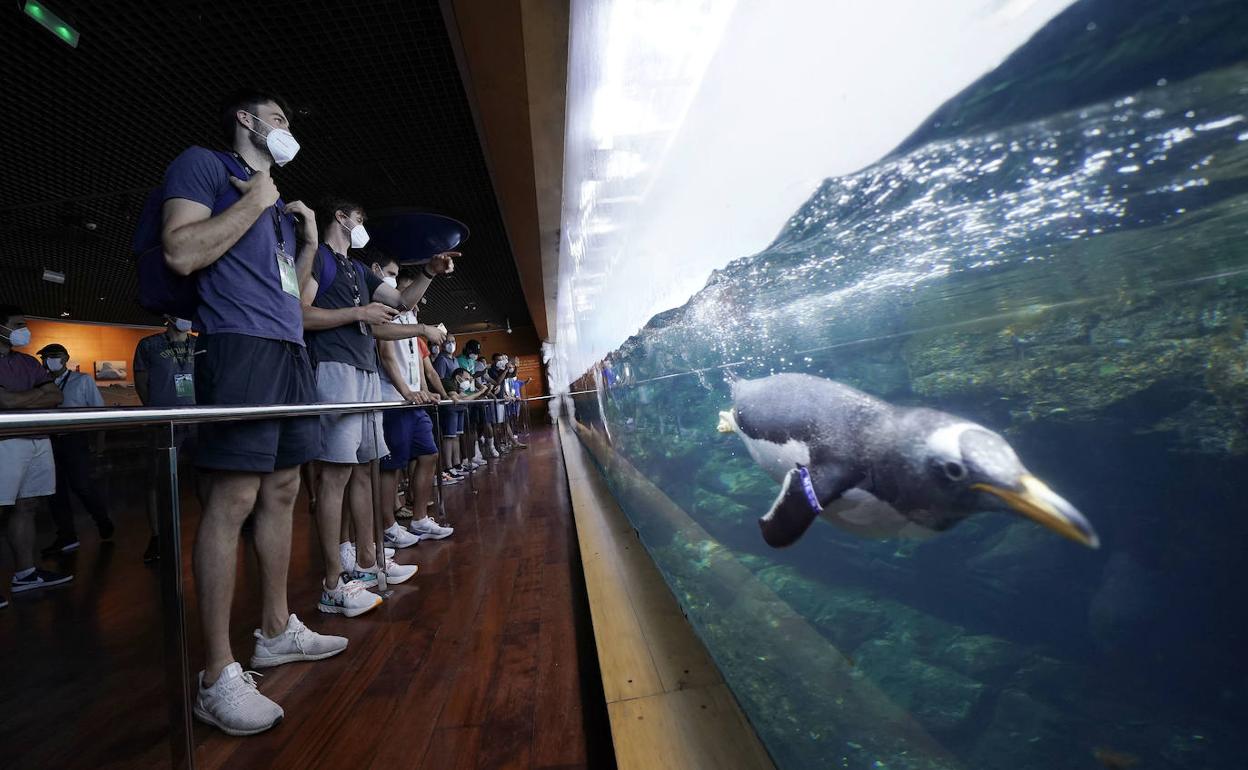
[305, 245, 384, 372]
[162, 146, 303, 345]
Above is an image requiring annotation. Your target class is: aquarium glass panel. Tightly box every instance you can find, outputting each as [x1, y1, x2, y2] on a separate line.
[556, 1, 1248, 768]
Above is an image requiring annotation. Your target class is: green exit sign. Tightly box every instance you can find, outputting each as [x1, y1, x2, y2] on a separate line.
[24, 1, 80, 48]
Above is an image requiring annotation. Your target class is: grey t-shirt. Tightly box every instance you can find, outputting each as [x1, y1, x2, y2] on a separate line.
[305, 245, 384, 372]
[134, 332, 197, 406]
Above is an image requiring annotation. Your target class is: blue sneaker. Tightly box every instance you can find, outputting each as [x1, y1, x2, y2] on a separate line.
[317, 575, 381, 618]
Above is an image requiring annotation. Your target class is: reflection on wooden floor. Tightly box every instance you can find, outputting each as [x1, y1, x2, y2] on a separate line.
[0, 425, 614, 770]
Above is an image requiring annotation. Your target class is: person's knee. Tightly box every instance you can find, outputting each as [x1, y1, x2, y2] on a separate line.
[204, 474, 261, 524]
[319, 462, 352, 487]
[264, 468, 300, 504]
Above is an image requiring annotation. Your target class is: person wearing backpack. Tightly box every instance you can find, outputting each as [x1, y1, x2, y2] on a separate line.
[300, 199, 452, 619]
[155, 89, 345, 737]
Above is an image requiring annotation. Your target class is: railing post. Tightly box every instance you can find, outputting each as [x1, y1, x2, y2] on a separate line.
[430, 403, 446, 520]
[156, 422, 195, 770]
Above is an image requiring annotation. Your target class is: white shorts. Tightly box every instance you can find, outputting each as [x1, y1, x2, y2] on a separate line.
[315, 361, 389, 464]
[0, 438, 56, 506]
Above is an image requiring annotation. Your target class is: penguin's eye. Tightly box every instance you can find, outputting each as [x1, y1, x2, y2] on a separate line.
[942, 461, 968, 481]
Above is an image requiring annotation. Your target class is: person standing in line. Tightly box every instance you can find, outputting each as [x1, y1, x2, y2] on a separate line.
[301, 200, 449, 616]
[432, 334, 480, 477]
[36, 343, 115, 556]
[159, 90, 345, 736]
[0, 306, 70, 608]
[372, 264, 454, 545]
[134, 315, 200, 563]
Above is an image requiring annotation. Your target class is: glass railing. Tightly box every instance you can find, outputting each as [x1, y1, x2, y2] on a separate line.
[0, 395, 542, 769]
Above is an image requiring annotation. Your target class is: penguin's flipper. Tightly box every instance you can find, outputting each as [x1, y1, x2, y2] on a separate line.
[759, 465, 846, 547]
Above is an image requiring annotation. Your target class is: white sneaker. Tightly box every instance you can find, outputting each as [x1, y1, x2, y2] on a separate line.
[250, 613, 348, 669]
[448, 467, 467, 478]
[384, 523, 420, 549]
[357, 556, 419, 585]
[439, 472, 462, 485]
[470, 458, 486, 469]
[488, 443, 500, 458]
[410, 516, 454, 540]
[318, 575, 382, 618]
[340, 541, 395, 572]
[194, 662, 283, 736]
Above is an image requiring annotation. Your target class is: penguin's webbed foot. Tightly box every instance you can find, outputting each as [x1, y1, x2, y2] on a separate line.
[759, 465, 824, 548]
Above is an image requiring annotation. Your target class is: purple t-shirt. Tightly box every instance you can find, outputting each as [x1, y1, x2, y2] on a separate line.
[162, 146, 303, 345]
[0, 350, 52, 408]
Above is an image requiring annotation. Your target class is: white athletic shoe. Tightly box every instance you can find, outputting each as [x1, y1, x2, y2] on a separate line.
[357, 557, 419, 585]
[250, 613, 348, 669]
[439, 472, 462, 485]
[340, 541, 395, 573]
[448, 467, 467, 478]
[488, 443, 500, 458]
[193, 662, 283, 736]
[410, 516, 454, 540]
[384, 523, 420, 549]
[470, 458, 486, 469]
[318, 575, 382, 618]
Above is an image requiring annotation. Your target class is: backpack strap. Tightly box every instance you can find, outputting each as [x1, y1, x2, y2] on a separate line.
[313, 244, 338, 304]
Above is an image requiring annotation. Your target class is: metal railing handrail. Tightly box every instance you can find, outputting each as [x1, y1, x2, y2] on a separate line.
[0, 390, 594, 438]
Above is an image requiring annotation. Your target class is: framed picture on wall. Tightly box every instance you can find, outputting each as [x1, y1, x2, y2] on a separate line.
[94, 360, 128, 381]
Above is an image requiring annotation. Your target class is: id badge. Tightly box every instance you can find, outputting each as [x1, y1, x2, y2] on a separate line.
[276, 247, 299, 298]
[174, 373, 194, 398]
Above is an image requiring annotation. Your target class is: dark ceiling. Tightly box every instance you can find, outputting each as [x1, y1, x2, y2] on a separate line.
[0, 0, 531, 332]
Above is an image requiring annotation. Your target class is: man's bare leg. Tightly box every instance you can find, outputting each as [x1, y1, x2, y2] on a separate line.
[315, 462, 352, 590]
[346, 465, 376, 569]
[252, 466, 299, 637]
[195, 471, 262, 685]
[4, 498, 38, 572]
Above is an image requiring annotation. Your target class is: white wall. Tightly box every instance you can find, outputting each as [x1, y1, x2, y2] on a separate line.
[553, 0, 1074, 388]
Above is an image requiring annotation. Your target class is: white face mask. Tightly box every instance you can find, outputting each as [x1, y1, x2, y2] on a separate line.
[46, 358, 65, 372]
[3, 325, 31, 348]
[467, 353, 477, 361]
[459, 379, 473, 392]
[381, 275, 397, 289]
[244, 111, 300, 166]
[341, 216, 370, 249]
[172, 318, 193, 333]
[445, 342, 456, 354]
[497, 356, 509, 366]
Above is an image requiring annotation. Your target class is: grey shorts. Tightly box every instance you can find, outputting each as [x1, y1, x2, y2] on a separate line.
[0, 438, 55, 506]
[315, 361, 388, 464]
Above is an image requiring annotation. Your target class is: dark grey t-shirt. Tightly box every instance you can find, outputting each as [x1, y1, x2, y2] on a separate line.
[305, 245, 384, 372]
[134, 332, 197, 406]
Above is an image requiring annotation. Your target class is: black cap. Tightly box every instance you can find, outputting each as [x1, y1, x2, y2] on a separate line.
[36, 343, 68, 358]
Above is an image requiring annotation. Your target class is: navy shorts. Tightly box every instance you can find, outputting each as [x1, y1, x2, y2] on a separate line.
[438, 405, 465, 436]
[194, 333, 321, 473]
[380, 407, 438, 470]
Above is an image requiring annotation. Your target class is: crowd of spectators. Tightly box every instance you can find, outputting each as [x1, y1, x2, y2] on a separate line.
[0, 89, 531, 736]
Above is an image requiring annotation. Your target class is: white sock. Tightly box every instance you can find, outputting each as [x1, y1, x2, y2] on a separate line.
[13, 567, 35, 580]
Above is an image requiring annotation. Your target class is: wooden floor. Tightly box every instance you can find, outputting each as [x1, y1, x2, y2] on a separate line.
[0, 425, 614, 770]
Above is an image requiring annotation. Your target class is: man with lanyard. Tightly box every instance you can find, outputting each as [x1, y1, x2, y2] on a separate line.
[134, 316, 198, 564]
[433, 334, 478, 477]
[35, 343, 114, 557]
[0, 306, 71, 608]
[159, 90, 345, 736]
[301, 199, 450, 618]
[372, 263, 455, 544]
[457, 340, 500, 461]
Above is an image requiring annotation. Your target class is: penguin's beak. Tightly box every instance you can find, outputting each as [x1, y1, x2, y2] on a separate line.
[972, 475, 1100, 548]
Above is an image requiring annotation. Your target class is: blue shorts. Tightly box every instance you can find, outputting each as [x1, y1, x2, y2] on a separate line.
[438, 405, 466, 436]
[194, 334, 321, 473]
[380, 407, 438, 470]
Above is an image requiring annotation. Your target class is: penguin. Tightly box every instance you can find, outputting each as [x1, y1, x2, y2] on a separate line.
[717, 374, 1099, 549]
